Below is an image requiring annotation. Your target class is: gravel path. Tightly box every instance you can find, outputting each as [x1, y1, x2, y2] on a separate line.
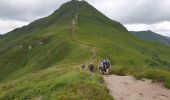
[103, 75, 170, 100]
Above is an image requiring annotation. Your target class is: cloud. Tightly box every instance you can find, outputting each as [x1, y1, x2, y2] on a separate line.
[125, 21, 170, 36]
[88, 0, 170, 24]
[0, 19, 28, 34]
[0, 0, 69, 34]
[0, 0, 68, 21]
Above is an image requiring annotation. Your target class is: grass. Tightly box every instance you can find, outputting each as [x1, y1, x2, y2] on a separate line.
[0, 66, 113, 100]
[0, 0, 170, 99]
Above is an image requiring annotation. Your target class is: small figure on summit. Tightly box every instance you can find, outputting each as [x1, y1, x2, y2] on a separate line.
[71, 0, 78, 1]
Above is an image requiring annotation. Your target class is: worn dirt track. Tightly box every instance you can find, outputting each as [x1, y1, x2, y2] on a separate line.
[103, 75, 170, 100]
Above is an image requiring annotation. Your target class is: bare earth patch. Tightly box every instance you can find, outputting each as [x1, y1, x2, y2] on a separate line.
[103, 75, 170, 100]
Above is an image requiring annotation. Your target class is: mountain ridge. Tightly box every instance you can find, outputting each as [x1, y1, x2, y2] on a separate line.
[0, 1, 170, 99]
[130, 30, 170, 46]
[1, 0, 170, 81]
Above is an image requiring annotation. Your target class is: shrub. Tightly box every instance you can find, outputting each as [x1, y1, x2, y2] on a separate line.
[134, 69, 170, 82]
[165, 77, 170, 89]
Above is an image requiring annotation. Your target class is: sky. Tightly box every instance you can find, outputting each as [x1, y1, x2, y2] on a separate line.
[0, 0, 170, 37]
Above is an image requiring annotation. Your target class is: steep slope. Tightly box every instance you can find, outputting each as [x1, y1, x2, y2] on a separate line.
[0, 0, 170, 99]
[130, 30, 170, 46]
[166, 37, 170, 40]
[0, 0, 131, 82]
[0, 1, 114, 99]
[0, 0, 170, 83]
[0, 1, 92, 81]
[74, 7, 170, 68]
[0, 34, 2, 39]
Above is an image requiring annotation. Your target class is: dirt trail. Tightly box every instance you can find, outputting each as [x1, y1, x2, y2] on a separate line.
[92, 47, 96, 60]
[103, 75, 170, 100]
[71, 14, 96, 61]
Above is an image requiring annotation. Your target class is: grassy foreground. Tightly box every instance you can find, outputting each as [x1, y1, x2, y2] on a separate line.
[0, 66, 113, 100]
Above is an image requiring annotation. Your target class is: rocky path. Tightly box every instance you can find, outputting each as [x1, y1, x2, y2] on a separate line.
[103, 75, 170, 100]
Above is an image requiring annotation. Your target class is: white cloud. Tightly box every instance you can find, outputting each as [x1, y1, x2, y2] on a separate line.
[0, 0, 69, 34]
[0, 0, 68, 21]
[0, 19, 29, 34]
[88, 0, 170, 24]
[124, 24, 149, 31]
[125, 21, 170, 36]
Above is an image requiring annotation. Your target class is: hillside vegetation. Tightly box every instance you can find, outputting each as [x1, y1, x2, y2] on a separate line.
[0, 0, 170, 99]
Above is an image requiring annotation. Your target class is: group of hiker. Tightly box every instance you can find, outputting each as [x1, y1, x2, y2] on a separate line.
[81, 57, 111, 75]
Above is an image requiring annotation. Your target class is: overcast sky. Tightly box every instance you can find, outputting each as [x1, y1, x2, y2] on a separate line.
[0, 0, 170, 36]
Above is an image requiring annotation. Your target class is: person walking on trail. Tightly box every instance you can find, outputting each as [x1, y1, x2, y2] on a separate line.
[103, 58, 111, 75]
[82, 64, 86, 71]
[89, 62, 94, 73]
[98, 61, 104, 74]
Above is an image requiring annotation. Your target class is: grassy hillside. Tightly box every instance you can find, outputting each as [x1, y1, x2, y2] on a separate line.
[0, 66, 113, 100]
[166, 37, 170, 40]
[0, 1, 114, 99]
[0, 0, 90, 81]
[0, 0, 170, 99]
[74, 5, 170, 68]
[0, 34, 2, 39]
[130, 30, 170, 46]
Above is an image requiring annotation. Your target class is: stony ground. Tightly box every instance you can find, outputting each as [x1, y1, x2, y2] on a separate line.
[103, 75, 170, 100]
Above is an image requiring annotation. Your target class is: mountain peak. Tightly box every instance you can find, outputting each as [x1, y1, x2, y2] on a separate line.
[71, 0, 85, 2]
[147, 30, 153, 32]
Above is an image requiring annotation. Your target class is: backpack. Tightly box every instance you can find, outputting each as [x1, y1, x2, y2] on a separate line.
[99, 62, 104, 68]
[103, 60, 107, 65]
[106, 60, 110, 67]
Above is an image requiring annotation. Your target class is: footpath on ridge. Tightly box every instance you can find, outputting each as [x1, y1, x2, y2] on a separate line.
[70, 13, 170, 100]
[71, 13, 96, 61]
[103, 75, 170, 100]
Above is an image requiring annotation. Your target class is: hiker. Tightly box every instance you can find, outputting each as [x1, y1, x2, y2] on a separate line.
[89, 63, 94, 73]
[82, 64, 86, 71]
[103, 58, 111, 75]
[98, 61, 104, 74]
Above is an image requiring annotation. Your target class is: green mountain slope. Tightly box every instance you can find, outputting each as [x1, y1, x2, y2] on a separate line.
[0, 0, 170, 99]
[0, 1, 90, 81]
[130, 30, 170, 46]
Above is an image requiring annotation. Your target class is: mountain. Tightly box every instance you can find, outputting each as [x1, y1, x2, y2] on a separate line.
[166, 37, 170, 40]
[0, 0, 170, 99]
[130, 30, 170, 46]
[0, 0, 130, 82]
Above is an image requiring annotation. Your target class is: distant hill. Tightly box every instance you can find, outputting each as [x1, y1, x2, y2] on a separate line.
[166, 37, 170, 40]
[130, 30, 170, 46]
